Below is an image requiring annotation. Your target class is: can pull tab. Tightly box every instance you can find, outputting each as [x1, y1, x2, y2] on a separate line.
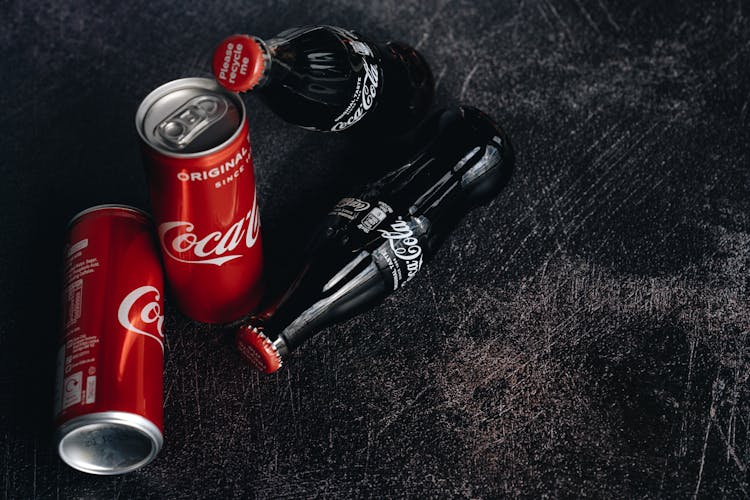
[155, 95, 228, 150]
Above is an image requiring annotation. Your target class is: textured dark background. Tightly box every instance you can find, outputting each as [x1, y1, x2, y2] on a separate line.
[1, 0, 749, 498]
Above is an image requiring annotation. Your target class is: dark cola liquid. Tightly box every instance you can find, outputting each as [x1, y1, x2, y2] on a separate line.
[249, 107, 514, 356]
[258, 26, 434, 134]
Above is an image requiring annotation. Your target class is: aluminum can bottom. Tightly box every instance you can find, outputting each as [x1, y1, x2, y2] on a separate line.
[56, 410, 163, 474]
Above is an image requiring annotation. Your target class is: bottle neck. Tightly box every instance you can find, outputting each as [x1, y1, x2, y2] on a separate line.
[249, 37, 273, 90]
[272, 336, 289, 356]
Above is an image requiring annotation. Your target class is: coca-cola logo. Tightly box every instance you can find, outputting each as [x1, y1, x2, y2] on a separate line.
[331, 59, 379, 131]
[360, 60, 378, 109]
[379, 219, 423, 261]
[379, 219, 423, 285]
[158, 195, 260, 266]
[335, 198, 370, 212]
[118, 286, 164, 350]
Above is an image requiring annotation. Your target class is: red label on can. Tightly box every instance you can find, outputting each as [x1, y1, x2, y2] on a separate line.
[143, 119, 263, 323]
[55, 207, 164, 432]
[138, 78, 264, 324]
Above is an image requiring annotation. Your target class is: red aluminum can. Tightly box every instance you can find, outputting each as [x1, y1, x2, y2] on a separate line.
[135, 77, 263, 324]
[55, 205, 165, 475]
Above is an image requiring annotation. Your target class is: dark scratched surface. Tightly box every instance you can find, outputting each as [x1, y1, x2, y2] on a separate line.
[1, 0, 749, 498]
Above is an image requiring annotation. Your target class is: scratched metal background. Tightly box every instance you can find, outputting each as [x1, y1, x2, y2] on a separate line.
[1, 0, 749, 498]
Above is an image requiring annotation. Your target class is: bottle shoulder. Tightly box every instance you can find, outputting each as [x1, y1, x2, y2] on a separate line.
[259, 26, 387, 131]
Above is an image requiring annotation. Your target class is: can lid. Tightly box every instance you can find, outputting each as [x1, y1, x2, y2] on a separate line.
[236, 325, 282, 373]
[68, 204, 150, 228]
[212, 35, 267, 92]
[135, 77, 244, 156]
[57, 411, 163, 475]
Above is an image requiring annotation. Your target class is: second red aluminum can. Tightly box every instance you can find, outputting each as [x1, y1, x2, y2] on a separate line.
[56, 205, 164, 475]
[136, 77, 263, 324]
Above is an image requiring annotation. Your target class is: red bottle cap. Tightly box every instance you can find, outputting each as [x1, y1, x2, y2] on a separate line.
[236, 325, 282, 373]
[212, 35, 266, 92]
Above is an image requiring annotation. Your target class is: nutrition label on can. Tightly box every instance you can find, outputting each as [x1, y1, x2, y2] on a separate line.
[56, 238, 101, 416]
[65, 279, 83, 326]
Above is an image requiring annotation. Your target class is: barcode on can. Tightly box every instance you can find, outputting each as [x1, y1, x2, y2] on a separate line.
[85, 375, 96, 404]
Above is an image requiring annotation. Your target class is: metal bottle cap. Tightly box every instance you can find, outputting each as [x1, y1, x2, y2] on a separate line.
[135, 77, 244, 156]
[212, 35, 269, 92]
[236, 325, 283, 374]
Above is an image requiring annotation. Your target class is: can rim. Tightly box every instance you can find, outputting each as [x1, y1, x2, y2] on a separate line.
[68, 204, 150, 228]
[57, 411, 163, 475]
[135, 76, 247, 159]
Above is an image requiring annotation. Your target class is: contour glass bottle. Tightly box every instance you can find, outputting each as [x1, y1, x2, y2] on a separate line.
[236, 107, 514, 373]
